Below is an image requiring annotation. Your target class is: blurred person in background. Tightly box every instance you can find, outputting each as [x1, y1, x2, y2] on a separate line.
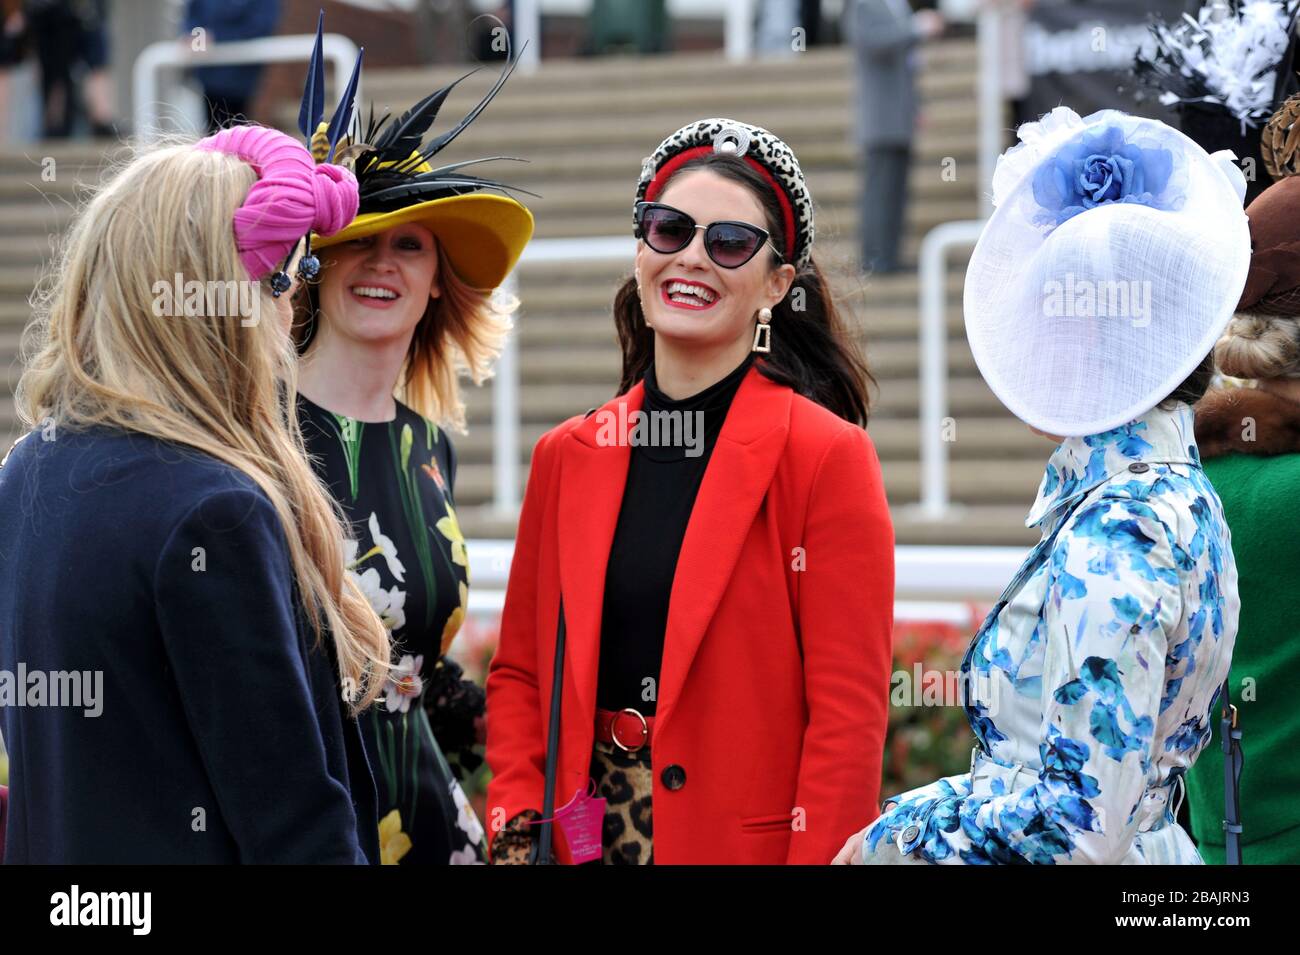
[0, 0, 25, 143]
[26, 0, 114, 138]
[848, 0, 943, 274]
[756, 0, 799, 56]
[755, 0, 828, 53]
[487, 119, 894, 865]
[1187, 121, 1300, 864]
[184, 0, 282, 132]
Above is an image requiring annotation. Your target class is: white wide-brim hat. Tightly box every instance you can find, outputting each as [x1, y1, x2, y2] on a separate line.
[964, 107, 1251, 437]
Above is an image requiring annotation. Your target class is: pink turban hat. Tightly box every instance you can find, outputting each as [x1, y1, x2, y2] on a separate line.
[194, 125, 359, 281]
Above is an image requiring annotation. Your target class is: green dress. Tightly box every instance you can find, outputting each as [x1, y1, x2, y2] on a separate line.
[298, 395, 487, 865]
[1186, 450, 1300, 864]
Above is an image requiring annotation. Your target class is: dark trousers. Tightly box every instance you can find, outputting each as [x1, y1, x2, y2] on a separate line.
[860, 144, 911, 273]
[29, 0, 108, 138]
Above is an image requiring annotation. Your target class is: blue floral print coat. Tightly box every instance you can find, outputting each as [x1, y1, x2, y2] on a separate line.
[864, 403, 1238, 864]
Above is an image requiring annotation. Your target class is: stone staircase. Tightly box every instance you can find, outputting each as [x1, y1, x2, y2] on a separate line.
[0, 40, 1041, 546]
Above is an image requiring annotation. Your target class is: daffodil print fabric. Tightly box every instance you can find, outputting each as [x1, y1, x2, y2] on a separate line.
[299, 395, 485, 865]
[863, 403, 1238, 864]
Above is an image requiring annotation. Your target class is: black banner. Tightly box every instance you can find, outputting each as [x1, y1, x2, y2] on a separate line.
[1023, 0, 1191, 121]
[0, 863, 1286, 938]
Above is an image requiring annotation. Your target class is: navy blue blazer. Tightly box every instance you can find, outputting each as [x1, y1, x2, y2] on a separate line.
[0, 427, 378, 863]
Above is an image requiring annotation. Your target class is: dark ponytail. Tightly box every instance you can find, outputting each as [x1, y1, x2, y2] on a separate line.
[614, 153, 875, 426]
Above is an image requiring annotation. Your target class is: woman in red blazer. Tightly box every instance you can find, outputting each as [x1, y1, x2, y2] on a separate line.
[486, 119, 894, 865]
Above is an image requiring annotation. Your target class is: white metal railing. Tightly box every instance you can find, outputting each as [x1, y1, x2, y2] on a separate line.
[910, 7, 1003, 521]
[133, 33, 363, 142]
[492, 236, 636, 514]
[465, 538, 1027, 617]
[913, 219, 981, 520]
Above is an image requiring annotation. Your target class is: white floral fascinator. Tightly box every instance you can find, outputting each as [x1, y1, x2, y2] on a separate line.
[964, 107, 1252, 437]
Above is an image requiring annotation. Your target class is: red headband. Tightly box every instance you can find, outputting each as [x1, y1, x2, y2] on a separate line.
[644, 145, 797, 262]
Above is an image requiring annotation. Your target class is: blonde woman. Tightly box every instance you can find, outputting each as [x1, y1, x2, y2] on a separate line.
[0, 124, 391, 863]
[292, 75, 533, 864]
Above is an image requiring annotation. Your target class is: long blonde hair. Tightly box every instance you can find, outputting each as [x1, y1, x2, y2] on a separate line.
[16, 140, 390, 712]
[298, 239, 516, 432]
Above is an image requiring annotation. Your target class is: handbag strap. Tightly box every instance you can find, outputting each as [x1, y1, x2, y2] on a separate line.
[1220, 676, 1244, 865]
[529, 598, 566, 865]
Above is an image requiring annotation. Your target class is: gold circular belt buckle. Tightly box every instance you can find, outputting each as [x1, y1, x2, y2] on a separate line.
[611, 707, 649, 753]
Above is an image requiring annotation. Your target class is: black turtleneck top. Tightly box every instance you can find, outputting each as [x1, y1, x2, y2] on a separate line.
[596, 354, 754, 714]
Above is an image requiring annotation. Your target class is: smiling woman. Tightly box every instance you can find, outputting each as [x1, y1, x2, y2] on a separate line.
[288, 59, 534, 865]
[487, 118, 895, 866]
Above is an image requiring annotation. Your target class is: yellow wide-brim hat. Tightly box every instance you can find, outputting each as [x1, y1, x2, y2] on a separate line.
[314, 191, 534, 291]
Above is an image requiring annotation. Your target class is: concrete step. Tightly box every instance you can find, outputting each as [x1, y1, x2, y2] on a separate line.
[357, 70, 972, 126]
[0, 134, 980, 191]
[465, 166, 975, 209]
[0, 260, 975, 334]
[0, 143, 132, 174]
[448, 447, 1040, 510]
[514, 302, 967, 346]
[0, 266, 46, 296]
[276, 99, 978, 157]
[0, 205, 74, 232]
[891, 505, 1038, 547]
[0, 301, 36, 325]
[424, 499, 1038, 548]
[447, 413, 1042, 464]
[510, 267, 966, 309]
[361, 40, 976, 96]
[0, 389, 1036, 471]
[510, 336, 979, 382]
[458, 373, 1005, 425]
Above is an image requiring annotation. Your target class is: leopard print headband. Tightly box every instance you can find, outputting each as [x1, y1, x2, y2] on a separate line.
[635, 118, 815, 269]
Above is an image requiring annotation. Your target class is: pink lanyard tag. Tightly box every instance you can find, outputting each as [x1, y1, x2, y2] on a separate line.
[549, 781, 606, 864]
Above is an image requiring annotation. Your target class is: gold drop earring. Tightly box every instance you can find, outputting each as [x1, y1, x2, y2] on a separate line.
[752, 306, 772, 353]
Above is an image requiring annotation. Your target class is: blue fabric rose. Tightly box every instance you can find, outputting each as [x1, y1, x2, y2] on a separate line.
[1031, 124, 1178, 230]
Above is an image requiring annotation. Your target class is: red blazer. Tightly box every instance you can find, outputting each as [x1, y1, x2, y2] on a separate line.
[485, 366, 894, 864]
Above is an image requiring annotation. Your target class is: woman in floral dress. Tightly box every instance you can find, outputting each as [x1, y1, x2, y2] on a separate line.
[298, 393, 485, 864]
[293, 70, 533, 864]
[835, 108, 1251, 864]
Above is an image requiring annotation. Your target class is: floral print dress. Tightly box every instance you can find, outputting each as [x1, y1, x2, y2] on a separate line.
[864, 403, 1238, 864]
[299, 395, 487, 865]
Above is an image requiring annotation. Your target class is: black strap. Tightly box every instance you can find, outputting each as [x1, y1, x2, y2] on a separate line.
[1220, 676, 1244, 865]
[529, 598, 566, 865]
[530, 407, 597, 865]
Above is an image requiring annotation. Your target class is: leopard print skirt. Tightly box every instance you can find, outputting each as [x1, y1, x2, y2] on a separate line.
[588, 740, 654, 865]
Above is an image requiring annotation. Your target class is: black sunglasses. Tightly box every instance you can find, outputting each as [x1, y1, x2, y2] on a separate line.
[635, 201, 783, 269]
